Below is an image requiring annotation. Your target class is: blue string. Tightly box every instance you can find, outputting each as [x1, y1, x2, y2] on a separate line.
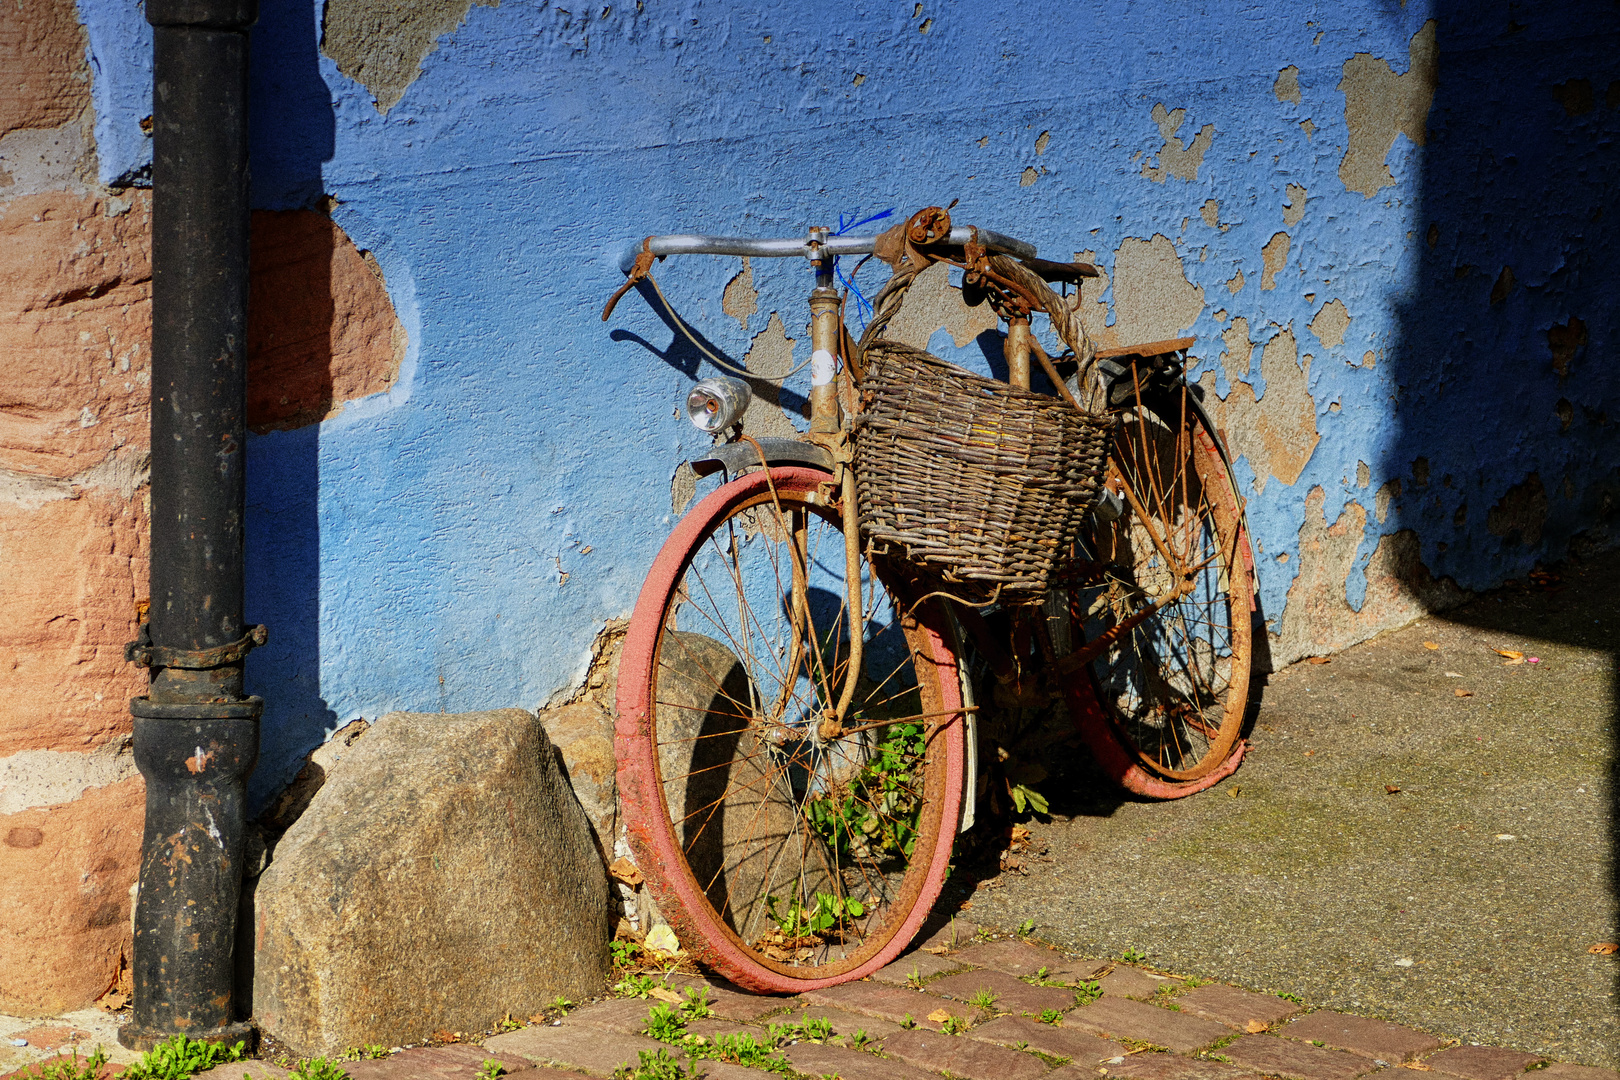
[831, 208, 894, 331]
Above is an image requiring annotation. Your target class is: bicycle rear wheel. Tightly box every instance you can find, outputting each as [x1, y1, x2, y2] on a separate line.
[1063, 372, 1256, 797]
[616, 467, 965, 992]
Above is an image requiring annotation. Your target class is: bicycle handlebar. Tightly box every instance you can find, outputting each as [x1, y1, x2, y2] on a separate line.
[616, 226, 1037, 273]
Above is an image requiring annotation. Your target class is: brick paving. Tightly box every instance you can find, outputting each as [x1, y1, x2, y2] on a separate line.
[198, 925, 1619, 1080]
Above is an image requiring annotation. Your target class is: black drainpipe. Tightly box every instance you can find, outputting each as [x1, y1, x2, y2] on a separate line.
[120, 0, 263, 1051]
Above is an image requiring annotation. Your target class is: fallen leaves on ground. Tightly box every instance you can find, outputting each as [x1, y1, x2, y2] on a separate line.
[608, 856, 644, 886]
[1245, 1020, 1269, 1033]
[1444, 671, 1463, 678]
[1304, 749, 1316, 757]
[1385, 785, 1402, 794]
[1403, 1063, 1434, 1071]
[1454, 688, 1473, 697]
[1227, 785, 1242, 798]
[926, 1008, 955, 1023]
[1495, 648, 1524, 660]
[1589, 942, 1619, 955]
[649, 985, 685, 1004]
[1308, 656, 1331, 665]
[1423, 641, 1440, 650]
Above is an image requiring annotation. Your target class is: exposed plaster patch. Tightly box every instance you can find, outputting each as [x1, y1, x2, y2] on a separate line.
[1552, 79, 1594, 116]
[1489, 265, 1515, 305]
[1140, 104, 1215, 183]
[1068, 250, 1116, 352]
[1109, 234, 1205, 346]
[1199, 323, 1318, 491]
[1547, 315, 1586, 380]
[1308, 299, 1350, 349]
[1260, 232, 1290, 290]
[1486, 473, 1548, 547]
[1556, 398, 1574, 432]
[1226, 269, 1245, 294]
[322, 0, 501, 113]
[1212, 309, 1227, 323]
[1218, 316, 1253, 384]
[1361, 350, 1377, 368]
[670, 461, 696, 517]
[1300, 118, 1316, 138]
[736, 313, 801, 439]
[1020, 166, 1039, 186]
[1034, 130, 1050, 155]
[1337, 20, 1438, 197]
[0, 740, 135, 815]
[721, 257, 757, 329]
[1271, 486, 1465, 666]
[0, 121, 95, 199]
[1375, 478, 1400, 523]
[1200, 199, 1220, 228]
[1356, 461, 1370, 487]
[1274, 66, 1302, 105]
[1282, 183, 1308, 227]
[883, 261, 998, 351]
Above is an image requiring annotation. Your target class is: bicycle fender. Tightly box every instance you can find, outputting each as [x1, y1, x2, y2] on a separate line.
[689, 436, 834, 479]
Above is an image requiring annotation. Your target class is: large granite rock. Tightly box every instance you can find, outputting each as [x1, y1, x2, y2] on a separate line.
[252, 709, 610, 1054]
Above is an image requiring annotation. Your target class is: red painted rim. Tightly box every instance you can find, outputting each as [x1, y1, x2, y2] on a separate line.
[615, 467, 965, 992]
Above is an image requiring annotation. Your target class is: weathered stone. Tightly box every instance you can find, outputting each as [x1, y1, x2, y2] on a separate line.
[484, 1024, 670, 1078]
[927, 967, 1075, 1015]
[870, 949, 962, 986]
[253, 709, 611, 1054]
[0, 0, 90, 138]
[246, 210, 404, 433]
[651, 631, 830, 944]
[260, 719, 371, 834]
[1177, 984, 1302, 1030]
[0, 775, 142, 1014]
[538, 700, 616, 864]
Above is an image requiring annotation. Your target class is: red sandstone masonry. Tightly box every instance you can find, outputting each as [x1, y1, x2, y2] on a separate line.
[1282, 1012, 1442, 1062]
[781, 1040, 941, 1080]
[801, 980, 967, 1029]
[1064, 997, 1229, 1054]
[1177, 984, 1303, 1030]
[881, 1028, 1053, 1080]
[1094, 966, 1176, 1000]
[1422, 1046, 1543, 1080]
[872, 949, 964, 985]
[484, 1025, 670, 1077]
[968, 1014, 1124, 1063]
[927, 967, 1077, 1014]
[1088, 1052, 1267, 1080]
[1222, 1033, 1377, 1080]
[954, 938, 1102, 981]
[345, 1045, 528, 1080]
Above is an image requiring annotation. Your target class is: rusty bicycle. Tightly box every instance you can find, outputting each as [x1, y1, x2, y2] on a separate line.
[604, 207, 1258, 993]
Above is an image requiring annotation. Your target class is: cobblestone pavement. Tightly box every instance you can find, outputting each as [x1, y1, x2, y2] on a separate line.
[271, 922, 1619, 1080]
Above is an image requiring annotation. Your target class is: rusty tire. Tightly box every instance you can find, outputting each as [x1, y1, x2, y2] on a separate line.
[1065, 380, 1256, 797]
[615, 467, 965, 992]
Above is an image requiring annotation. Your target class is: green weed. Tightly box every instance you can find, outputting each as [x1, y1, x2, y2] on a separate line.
[476, 1062, 505, 1080]
[288, 1059, 348, 1080]
[802, 720, 926, 858]
[18, 1048, 108, 1080]
[1016, 919, 1035, 938]
[614, 973, 658, 998]
[766, 1015, 833, 1044]
[764, 893, 866, 938]
[680, 987, 713, 1021]
[1073, 980, 1103, 1006]
[612, 1048, 691, 1080]
[123, 1036, 247, 1080]
[1121, 947, 1148, 964]
[939, 1015, 969, 1036]
[968, 988, 998, 1011]
[1035, 1009, 1063, 1025]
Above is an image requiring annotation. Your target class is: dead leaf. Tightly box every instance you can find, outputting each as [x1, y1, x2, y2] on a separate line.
[1444, 671, 1463, 678]
[1304, 750, 1316, 757]
[1423, 641, 1440, 650]
[926, 1008, 955, 1023]
[1227, 785, 1242, 798]
[1589, 942, 1619, 955]
[96, 991, 129, 1012]
[1503, 657, 1524, 666]
[1385, 785, 1402, 794]
[1403, 1063, 1433, 1071]
[1454, 688, 1473, 698]
[1308, 656, 1331, 665]
[1494, 648, 1524, 660]
[1245, 1020, 1269, 1034]
[608, 857, 643, 886]
[650, 986, 684, 1004]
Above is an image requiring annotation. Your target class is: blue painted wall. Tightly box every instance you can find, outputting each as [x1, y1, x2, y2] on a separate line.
[77, 1, 1619, 807]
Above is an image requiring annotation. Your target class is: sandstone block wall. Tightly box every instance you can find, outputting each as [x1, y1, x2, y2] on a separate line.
[0, 0, 403, 1012]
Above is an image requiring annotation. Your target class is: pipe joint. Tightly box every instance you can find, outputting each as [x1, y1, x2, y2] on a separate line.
[145, 0, 257, 29]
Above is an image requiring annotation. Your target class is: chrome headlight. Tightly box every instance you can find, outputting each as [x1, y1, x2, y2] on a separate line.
[685, 376, 752, 433]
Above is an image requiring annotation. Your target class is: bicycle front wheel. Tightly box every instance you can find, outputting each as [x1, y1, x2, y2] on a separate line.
[1064, 375, 1256, 797]
[616, 466, 965, 992]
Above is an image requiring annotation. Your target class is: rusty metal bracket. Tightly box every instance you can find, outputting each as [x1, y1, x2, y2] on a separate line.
[125, 623, 268, 670]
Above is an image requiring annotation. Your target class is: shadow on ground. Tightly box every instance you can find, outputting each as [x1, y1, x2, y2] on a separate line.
[966, 547, 1619, 1067]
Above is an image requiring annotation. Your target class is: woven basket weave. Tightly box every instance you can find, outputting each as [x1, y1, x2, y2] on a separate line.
[853, 340, 1113, 603]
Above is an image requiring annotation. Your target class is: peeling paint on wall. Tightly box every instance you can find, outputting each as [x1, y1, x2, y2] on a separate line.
[1201, 324, 1318, 492]
[322, 0, 500, 113]
[1260, 232, 1290, 290]
[1274, 65, 1302, 105]
[1140, 103, 1215, 183]
[1308, 299, 1350, 350]
[1282, 183, 1307, 228]
[722, 258, 758, 329]
[1337, 20, 1438, 197]
[884, 261, 998, 351]
[1108, 234, 1204, 345]
[1486, 473, 1549, 548]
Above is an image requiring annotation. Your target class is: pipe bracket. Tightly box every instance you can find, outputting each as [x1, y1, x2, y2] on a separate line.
[129, 696, 263, 720]
[125, 624, 268, 670]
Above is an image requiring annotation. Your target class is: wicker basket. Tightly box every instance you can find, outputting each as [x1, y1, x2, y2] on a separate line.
[853, 340, 1113, 603]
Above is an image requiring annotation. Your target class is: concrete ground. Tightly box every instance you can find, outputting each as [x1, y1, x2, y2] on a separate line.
[964, 549, 1619, 1067]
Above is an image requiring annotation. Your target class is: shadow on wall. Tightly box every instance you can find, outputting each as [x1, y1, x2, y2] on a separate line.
[1386, 1, 1620, 1023]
